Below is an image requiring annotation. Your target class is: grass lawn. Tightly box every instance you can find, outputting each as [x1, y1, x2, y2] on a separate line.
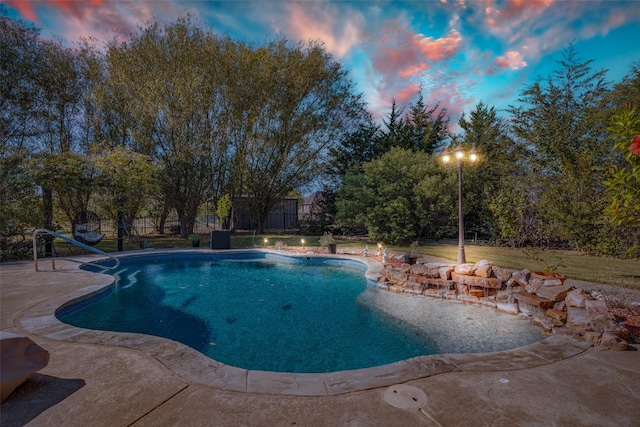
[48, 233, 639, 290]
[416, 244, 639, 290]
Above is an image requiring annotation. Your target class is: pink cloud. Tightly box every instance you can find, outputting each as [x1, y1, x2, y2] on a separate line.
[6, 0, 107, 24]
[423, 77, 475, 127]
[284, 3, 364, 58]
[481, 0, 640, 66]
[370, 20, 462, 79]
[484, 0, 554, 31]
[6, 0, 181, 46]
[363, 17, 465, 121]
[488, 50, 527, 74]
[4, 0, 39, 22]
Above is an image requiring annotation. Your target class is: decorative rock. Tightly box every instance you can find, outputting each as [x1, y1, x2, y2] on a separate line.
[495, 291, 511, 303]
[398, 264, 412, 273]
[531, 314, 558, 332]
[589, 315, 624, 335]
[546, 308, 567, 322]
[423, 288, 444, 298]
[451, 272, 502, 289]
[420, 263, 443, 277]
[496, 302, 519, 315]
[438, 266, 454, 280]
[408, 273, 429, 284]
[444, 290, 457, 299]
[469, 289, 485, 298]
[508, 270, 530, 287]
[566, 307, 591, 331]
[476, 259, 492, 266]
[475, 264, 493, 278]
[535, 284, 574, 302]
[405, 281, 424, 292]
[543, 278, 564, 287]
[388, 285, 403, 293]
[526, 277, 544, 294]
[585, 300, 609, 318]
[422, 278, 452, 288]
[601, 332, 628, 351]
[583, 331, 603, 344]
[388, 271, 408, 283]
[565, 288, 591, 308]
[491, 266, 513, 282]
[454, 263, 477, 275]
[513, 291, 555, 308]
[480, 298, 497, 309]
[517, 301, 546, 316]
[618, 328, 631, 342]
[375, 262, 632, 350]
[409, 264, 427, 275]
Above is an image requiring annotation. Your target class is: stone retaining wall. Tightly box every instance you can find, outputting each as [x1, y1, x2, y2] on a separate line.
[377, 260, 633, 350]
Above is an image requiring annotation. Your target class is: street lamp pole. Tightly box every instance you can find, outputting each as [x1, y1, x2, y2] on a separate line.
[457, 158, 465, 264]
[441, 145, 479, 264]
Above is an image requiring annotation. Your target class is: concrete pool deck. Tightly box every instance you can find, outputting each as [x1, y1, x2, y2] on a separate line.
[1, 251, 640, 426]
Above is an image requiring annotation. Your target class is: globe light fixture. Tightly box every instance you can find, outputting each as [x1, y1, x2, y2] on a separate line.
[440, 145, 480, 264]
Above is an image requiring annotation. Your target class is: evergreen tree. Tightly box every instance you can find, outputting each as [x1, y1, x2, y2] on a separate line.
[378, 99, 406, 153]
[458, 102, 523, 243]
[403, 91, 450, 154]
[327, 114, 381, 180]
[507, 44, 612, 250]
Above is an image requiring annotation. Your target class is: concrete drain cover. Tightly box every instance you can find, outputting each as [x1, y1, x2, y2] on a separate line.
[383, 384, 427, 409]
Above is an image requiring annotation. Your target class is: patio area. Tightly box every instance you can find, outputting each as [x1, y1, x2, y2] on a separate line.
[1, 253, 640, 426]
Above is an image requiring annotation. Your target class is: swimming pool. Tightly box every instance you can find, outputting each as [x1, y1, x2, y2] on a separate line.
[58, 252, 547, 373]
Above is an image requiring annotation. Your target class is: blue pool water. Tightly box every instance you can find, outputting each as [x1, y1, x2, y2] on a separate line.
[58, 252, 547, 373]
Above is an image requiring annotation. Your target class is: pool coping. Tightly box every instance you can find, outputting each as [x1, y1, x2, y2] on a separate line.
[16, 248, 593, 396]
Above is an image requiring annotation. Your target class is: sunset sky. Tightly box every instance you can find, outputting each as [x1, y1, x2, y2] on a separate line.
[4, 0, 640, 122]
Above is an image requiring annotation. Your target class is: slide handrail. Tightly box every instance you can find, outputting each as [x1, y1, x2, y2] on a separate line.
[32, 228, 120, 272]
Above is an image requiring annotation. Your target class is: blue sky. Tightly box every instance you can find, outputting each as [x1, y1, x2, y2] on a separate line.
[4, 0, 640, 123]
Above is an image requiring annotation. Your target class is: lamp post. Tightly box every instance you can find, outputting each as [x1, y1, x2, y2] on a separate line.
[441, 145, 479, 264]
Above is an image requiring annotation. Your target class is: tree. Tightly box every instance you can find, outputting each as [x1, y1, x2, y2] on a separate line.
[0, 152, 41, 253]
[103, 17, 228, 237]
[378, 100, 406, 153]
[327, 113, 381, 180]
[507, 44, 612, 250]
[1, 16, 45, 248]
[336, 147, 454, 244]
[458, 102, 523, 243]
[29, 151, 96, 224]
[222, 39, 367, 233]
[605, 62, 640, 111]
[93, 145, 159, 229]
[603, 108, 640, 257]
[1, 14, 89, 242]
[402, 91, 450, 154]
[0, 15, 42, 152]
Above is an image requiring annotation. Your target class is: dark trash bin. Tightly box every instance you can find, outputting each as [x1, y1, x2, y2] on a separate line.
[209, 230, 231, 249]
